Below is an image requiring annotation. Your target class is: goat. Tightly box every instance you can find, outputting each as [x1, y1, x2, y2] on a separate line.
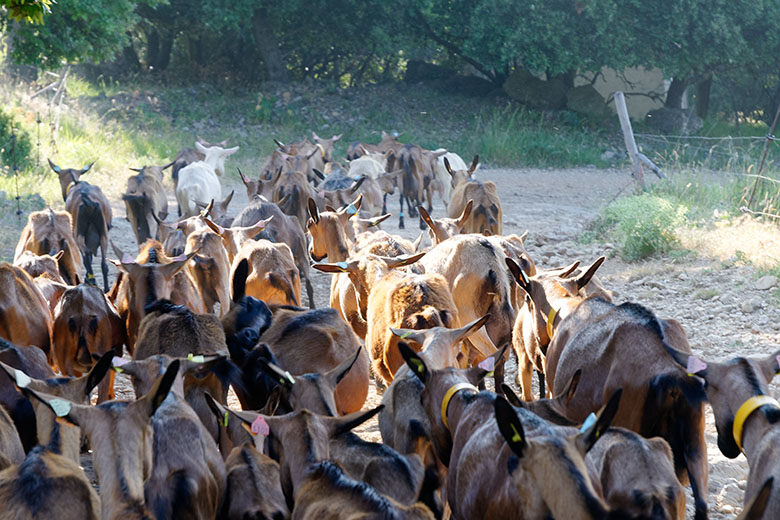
[23, 361, 178, 520]
[312, 131, 342, 162]
[123, 164, 170, 246]
[64, 179, 113, 291]
[14, 207, 84, 286]
[171, 137, 228, 199]
[0, 404, 23, 470]
[0, 339, 54, 452]
[230, 196, 315, 308]
[346, 131, 402, 160]
[447, 156, 502, 235]
[0, 351, 113, 462]
[112, 355, 227, 519]
[386, 143, 426, 229]
[53, 284, 125, 401]
[47, 158, 94, 202]
[419, 201, 473, 244]
[215, 402, 435, 519]
[431, 150, 470, 208]
[176, 143, 239, 217]
[133, 299, 237, 441]
[508, 255, 709, 520]
[13, 250, 67, 313]
[0, 263, 54, 362]
[664, 348, 780, 519]
[232, 240, 301, 307]
[195, 190, 235, 228]
[111, 240, 196, 351]
[185, 228, 232, 315]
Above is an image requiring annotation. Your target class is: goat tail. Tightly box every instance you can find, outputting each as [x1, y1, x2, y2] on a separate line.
[77, 194, 105, 255]
[150, 470, 197, 520]
[641, 371, 708, 520]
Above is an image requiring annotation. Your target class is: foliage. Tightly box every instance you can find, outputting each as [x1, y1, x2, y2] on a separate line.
[594, 194, 687, 261]
[2, 0, 53, 23]
[0, 107, 32, 170]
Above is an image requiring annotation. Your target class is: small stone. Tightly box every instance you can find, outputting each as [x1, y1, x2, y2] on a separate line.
[741, 297, 762, 314]
[721, 505, 735, 515]
[755, 275, 778, 291]
[601, 150, 617, 161]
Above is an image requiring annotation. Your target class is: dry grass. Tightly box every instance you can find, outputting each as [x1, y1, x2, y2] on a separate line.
[679, 215, 780, 269]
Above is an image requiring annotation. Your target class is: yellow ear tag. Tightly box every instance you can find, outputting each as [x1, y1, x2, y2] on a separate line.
[188, 354, 205, 363]
[580, 412, 597, 434]
[510, 423, 522, 443]
[112, 356, 128, 373]
[50, 398, 71, 418]
[400, 331, 412, 339]
[776, 355, 780, 375]
[410, 358, 425, 374]
[15, 369, 31, 389]
[222, 411, 229, 428]
[546, 308, 558, 340]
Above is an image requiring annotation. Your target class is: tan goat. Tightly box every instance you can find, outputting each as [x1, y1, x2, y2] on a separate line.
[14, 250, 68, 313]
[447, 156, 502, 235]
[185, 228, 232, 315]
[0, 263, 54, 362]
[14, 207, 84, 286]
[23, 361, 178, 520]
[231, 240, 301, 307]
[123, 164, 170, 246]
[0, 405, 23, 470]
[64, 177, 113, 291]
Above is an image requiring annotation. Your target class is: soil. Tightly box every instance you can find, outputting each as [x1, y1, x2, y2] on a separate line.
[91, 166, 778, 518]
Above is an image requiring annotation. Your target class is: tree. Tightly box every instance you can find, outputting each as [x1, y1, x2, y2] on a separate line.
[2, 0, 53, 24]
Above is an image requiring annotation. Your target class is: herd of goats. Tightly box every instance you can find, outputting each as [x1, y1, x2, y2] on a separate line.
[0, 129, 778, 519]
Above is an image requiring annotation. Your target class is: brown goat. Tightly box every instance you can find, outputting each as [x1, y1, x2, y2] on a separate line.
[111, 240, 196, 351]
[0, 351, 113, 463]
[312, 131, 343, 162]
[13, 250, 67, 313]
[185, 228, 232, 315]
[14, 207, 84, 286]
[0, 404, 23, 470]
[447, 156, 502, 235]
[113, 355, 227, 520]
[386, 143, 427, 229]
[133, 300, 232, 441]
[23, 361, 178, 520]
[0, 446, 101, 520]
[47, 158, 94, 202]
[663, 348, 780, 519]
[0, 263, 54, 362]
[512, 256, 710, 520]
[53, 284, 126, 401]
[195, 190, 235, 228]
[346, 130, 403, 160]
[64, 179, 113, 291]
[232, 240, 301, 307]
[123, 164, 170, 246]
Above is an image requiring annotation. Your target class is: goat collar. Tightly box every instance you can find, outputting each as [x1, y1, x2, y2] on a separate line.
[546, 307, 558, 341]
[441, 382, 478, 430]
[733, 395, 780, 453]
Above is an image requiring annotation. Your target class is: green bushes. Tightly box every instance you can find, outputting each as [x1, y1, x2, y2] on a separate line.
[593, 194, 687, 261]
[0, 108, 33, 171]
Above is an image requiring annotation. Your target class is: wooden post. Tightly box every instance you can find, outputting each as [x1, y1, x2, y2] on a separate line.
[613, 91, 644, 192]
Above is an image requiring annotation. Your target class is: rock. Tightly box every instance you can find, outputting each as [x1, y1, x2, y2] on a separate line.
[600, 150, 618, 162]
[567, 85, 610, 120]
[503, 70, 567, 110]
[741, 297, 763, 314]
[645, 107, 703, 135]
[754, 275, 778, 291]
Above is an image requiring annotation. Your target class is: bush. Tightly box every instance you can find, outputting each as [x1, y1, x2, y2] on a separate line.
[0, 108, 33, 171]
[594, 194, 687, 261]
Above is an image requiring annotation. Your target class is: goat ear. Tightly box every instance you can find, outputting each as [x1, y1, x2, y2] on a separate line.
[458, 200, 474, 227]
[307, 198, 320, 223]
[81, 161, 95, 174]
[159, 251, 197, 280]
[472, 343, 508, 382]
[129, 167, 143, 173]
[326, 348, 362, 386]
[390, 327, 427, 347]
[137, 360, 180, 418]
[739, 476, 774, 520]
[506, 257, 531, 292]
[221, 190, 234, 208]
[330, 404, 384, 437]
[412, 231, 425, 252]
[662, 343, 704, 376]
[312, 260, 356, 274]
[444, 157, 454, 176]
[577, 388, 622, 453]
[199, 199, 215, 218]
[494, 395, 527, 458]
[558, 261, 581, 278]
[238, 168, 251, 186]
[21, 386, 87, 428]
[84, 349, 115, 396]
[500, 384, 523, 407]
[203, 217, 225, 237]
[224, 146, 239, 155]
[48, 158, 61, 173]
[418, 205, 435, 231]
[274, 138, 286, 149]
[232, 259, 249, 302]
[573, 256, 605, 291]
[350, 176, 366, 193]
[313, 169, 326, 181]
[399, 341, 429, 383]
[385, 251, 425, 269]
[362, 213, 391, 228]
[333, 134, 342, 142]
[468, 155, 479, 173]
[53, 250, 65, 261]
[757, 350, 780, 383]
[450, 314, 491, 345]
[553, 369, 581, 405]
[256, 358, 295, 389]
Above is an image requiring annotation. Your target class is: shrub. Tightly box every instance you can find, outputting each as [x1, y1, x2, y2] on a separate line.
[594, 194, 687, 261]
[0, 108, 33, 171]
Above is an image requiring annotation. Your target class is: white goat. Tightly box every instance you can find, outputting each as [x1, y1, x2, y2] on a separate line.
[434, 150, 472, 208]
[176, 143, 239, 217]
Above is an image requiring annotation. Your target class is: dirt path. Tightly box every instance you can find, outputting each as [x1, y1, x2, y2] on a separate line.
[99, 166, 777, 518]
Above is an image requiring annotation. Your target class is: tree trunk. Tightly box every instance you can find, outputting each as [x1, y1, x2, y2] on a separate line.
[156, 31, 174, 71]
[665, 76, 688, 108]
[3, 20, 18, 71]
[145, 29, 160, 71]
[122, 32, 141, 72]
[695, 74, 712, 119]
[252, 7, 288, 82]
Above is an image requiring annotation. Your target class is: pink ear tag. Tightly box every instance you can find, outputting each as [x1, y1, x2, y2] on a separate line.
[478, 357, 495, 377]
[172, 254, 188, 262]
[251, 415, 270, 436]
[121, 253, 135, 264]
[686, 356, 707, 376]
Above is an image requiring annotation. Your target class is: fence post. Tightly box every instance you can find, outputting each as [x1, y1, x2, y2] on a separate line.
[613, 91, 644, 192]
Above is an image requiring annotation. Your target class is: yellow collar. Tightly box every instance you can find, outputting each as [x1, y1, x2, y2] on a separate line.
[546, 307, 558, 340]
[316, 143, 326, 160]
[733, 395, 780, 453]
[441, 382, 478, 430]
